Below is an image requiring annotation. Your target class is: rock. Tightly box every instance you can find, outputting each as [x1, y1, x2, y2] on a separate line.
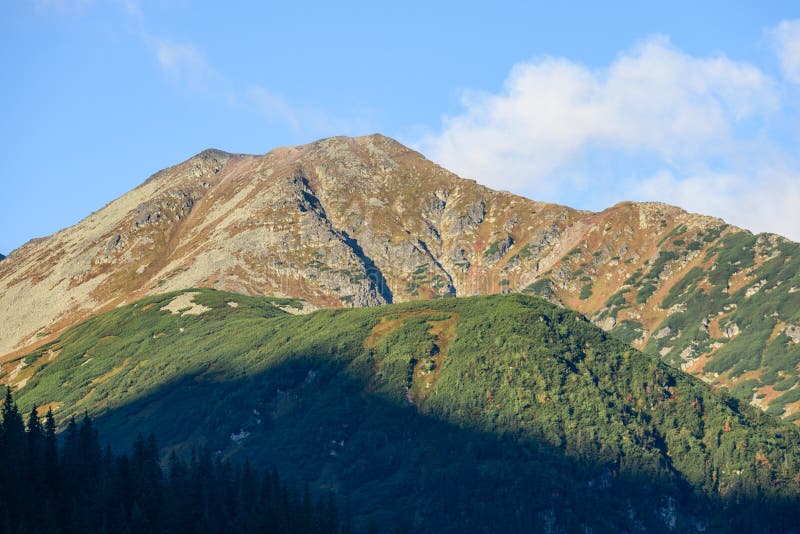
[105, 234, 122, 253]
[668, 303, 687, 314]
[723, 323, 740, 339]
[447, 246, 471, 273]
[504, 215, 519, 232]
[449, 199, 485, 234]
[654, 326, 672, 339]
[745, 279, 767, 297]
[700, 318, 709, 334]
[597, 316, 616, 331]
[1, 131, 795, 413]
[484, 235, 513, 263]
[786, 325, 800, 344]
[528, 224, 561, 257]
[553, 264, 573, 289]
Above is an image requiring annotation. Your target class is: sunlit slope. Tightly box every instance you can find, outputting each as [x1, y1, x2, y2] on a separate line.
[2, 135, 800, 421]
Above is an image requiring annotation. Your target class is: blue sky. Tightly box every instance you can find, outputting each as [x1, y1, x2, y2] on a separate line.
[2, 1, 800, 254]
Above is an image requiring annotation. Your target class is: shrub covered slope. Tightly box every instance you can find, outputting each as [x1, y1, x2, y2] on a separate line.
[9, 289, 800, 531]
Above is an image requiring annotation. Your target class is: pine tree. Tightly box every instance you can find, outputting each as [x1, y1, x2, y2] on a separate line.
[236, 457, 257, 527]
[0, 388, 347, 533]
[78, 413, 102, 480]
[302, 482, 314, 533]
[138, 433, 163, 530]
[165, 451, 190, 533]
[1, 387, 25, 530]
[22, 405, 44, 531]
[26, 404, 42, 442]
[1, 387, 25, 442]
[43, 408, 58, 486]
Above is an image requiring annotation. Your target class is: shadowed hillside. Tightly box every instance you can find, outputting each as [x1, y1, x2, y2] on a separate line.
[8, 289, 800, 531]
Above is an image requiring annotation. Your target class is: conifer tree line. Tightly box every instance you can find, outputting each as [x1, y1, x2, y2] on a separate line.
[0, 389, 343, 534]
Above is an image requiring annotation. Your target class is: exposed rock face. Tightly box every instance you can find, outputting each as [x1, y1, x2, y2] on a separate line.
[2, 134, 800, 419]
[598, 317, 616, 332]
[654, 327, 672, 339]
[723, 323, 740, 339]
[787, 325, 800, 344]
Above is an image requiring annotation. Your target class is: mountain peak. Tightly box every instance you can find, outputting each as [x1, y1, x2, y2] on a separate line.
[294, 133, 407, 157]
[353, 132, 412, 148]
[2, 136, 799, 424]
[196, 147, 232, 159]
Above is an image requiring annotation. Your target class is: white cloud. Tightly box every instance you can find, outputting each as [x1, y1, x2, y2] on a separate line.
[635, 168, 800, 240]
[420, 37, 776, 193]
[150, 39, 217, 90]
[137, 19, 367, 138]
[120, 0, 142, 21]
[34, 0, 371, 142]
[417, 34, 800, 240]
[143, 36, 238, 106]
[248, 85, 372, 139]
[247, 86, 302, 132]
[770, 19, 800, 84]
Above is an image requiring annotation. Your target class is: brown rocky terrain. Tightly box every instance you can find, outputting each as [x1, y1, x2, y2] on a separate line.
[2, 134, 799, 419]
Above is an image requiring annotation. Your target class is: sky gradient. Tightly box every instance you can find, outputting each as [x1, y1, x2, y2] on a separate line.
[2, 1, 800, 254]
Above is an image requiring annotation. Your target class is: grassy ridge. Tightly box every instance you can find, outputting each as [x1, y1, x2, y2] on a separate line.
[8, 289, 800, 531]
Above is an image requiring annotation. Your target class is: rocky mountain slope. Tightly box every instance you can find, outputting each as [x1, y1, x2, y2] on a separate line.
[10, 289, 800, 531]
[1, 134, 799, 419]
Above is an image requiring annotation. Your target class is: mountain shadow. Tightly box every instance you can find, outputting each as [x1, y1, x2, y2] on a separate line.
[89, 356, 799, 533]
[12, 290, 800, 532]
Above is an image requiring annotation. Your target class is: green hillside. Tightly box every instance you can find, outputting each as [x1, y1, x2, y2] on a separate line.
[8, 289, 800, 532]
[599, 232, 800, 420]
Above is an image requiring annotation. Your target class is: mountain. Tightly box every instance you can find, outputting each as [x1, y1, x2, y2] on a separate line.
[1, 134, 799, 420]
[10, 288, 800, 532]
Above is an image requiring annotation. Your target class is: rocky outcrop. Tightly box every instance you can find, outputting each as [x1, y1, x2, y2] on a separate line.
[597, 316, 616, 331]
[3, 134, 800, 420]
[723, 323, 740, 339]
[787, 325, 800, 344]
[0, 135, 732, 346]
[483, 235, 513, 263]
[654, 326, 672, 339]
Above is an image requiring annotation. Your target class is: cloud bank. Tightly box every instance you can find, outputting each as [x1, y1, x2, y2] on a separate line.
[419, 28, 800, 241]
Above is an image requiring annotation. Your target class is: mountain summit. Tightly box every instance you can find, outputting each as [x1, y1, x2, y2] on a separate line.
[2, 134, 799, 419]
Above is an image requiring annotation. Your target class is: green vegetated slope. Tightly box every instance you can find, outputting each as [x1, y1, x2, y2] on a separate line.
[592, 231, 800, 421]
[10, 289, 800, 532]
